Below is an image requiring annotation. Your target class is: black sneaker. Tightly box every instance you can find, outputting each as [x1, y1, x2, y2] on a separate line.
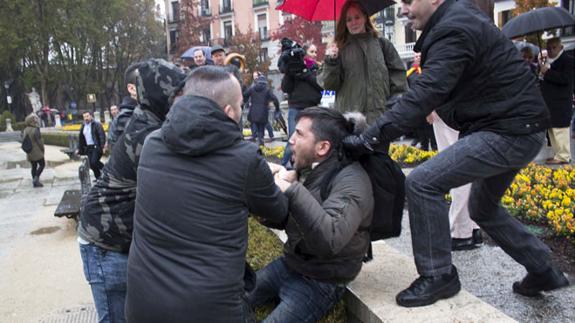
[396, 265, 461, 307]
[513, 267, 569, 297]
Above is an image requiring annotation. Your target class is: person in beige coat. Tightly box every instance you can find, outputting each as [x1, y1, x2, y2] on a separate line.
[22, 113, 45, 187]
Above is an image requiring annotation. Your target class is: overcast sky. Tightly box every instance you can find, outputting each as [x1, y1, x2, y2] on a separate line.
[155, 0, 165, 19]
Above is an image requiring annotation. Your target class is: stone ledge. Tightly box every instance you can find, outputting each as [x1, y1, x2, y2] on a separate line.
[271, 230, 515, 322]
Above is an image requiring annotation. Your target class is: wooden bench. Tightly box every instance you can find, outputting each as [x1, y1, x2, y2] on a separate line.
[54, 156, 91, 220]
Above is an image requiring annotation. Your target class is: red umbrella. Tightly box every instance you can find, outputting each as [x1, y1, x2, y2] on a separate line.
[277, 0, 395, 22]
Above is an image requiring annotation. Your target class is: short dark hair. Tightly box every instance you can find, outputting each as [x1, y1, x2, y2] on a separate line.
[296, 107, 353, 152]
[183, 65, 240, 108]
[124, 62, 141, 85]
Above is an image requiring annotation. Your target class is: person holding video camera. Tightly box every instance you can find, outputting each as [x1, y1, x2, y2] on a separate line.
[318, 1, 406, 125]
[279, 38, 324, 166]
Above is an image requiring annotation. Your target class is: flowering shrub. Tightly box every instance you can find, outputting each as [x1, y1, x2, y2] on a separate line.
[260, 145, 285, 159]
[389, 144, 437, 166]
[503, 163, 575, 242]
[62, 123, 109, 132]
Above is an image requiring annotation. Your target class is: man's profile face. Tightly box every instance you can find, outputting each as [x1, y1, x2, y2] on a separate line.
[193, 50, 206, 66]
[289, 117, 319, 170]
[401, 0, 436, 31]
[83, 112, 93, 124]
[110, 105, 119, 118]
[211, 51, 225, 65]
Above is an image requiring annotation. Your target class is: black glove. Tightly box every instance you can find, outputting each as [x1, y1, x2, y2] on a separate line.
[342, 134, 376, 160]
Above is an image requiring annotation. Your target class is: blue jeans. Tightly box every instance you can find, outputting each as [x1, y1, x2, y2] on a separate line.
[281, 108, 299, 166]
[247, 257, 346, 323]
[406, 131, 552, 276]
[79, 243, 128, 323]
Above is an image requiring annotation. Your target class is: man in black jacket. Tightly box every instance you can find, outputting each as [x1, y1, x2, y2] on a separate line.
[343, 0, 569, 307]
[77, 111, 106, 179]
[248, 108, 373, 322]
[125, 66, 288, 323]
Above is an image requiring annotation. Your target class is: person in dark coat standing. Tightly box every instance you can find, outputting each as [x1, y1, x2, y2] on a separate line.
[125, 66, 288, 323]
[77, 111, 106, 179]
[343, 0, 568, 307]
[243, 75, 280, 146]
[22, 113, 45, 187]
[539, 37, 574, 164]
[78, 59, 186, 323]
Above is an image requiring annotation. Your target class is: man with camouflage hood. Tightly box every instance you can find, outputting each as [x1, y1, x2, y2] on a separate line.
[77, 59, 186, 323]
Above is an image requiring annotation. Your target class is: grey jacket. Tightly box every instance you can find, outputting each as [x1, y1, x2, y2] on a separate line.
[22, 114, 44, 162]
[318, 34, 406, 124]
[283, 155, 374, 283]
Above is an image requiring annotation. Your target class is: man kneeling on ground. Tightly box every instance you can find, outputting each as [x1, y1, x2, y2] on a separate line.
[248, 107, 374, 322]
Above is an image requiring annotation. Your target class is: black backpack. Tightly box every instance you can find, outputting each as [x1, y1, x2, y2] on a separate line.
[321, 151, 405, 262]
[21, 133, 33, 154]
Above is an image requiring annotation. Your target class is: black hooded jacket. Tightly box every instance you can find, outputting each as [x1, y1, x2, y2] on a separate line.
[375, 0, 550, 138]
[243, 77, 280, 124]
[78, 59, 186, 253]
[126, 95, 288, 323]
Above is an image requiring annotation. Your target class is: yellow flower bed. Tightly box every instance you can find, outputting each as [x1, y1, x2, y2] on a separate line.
[389, 144, 437, 165]
[62, 123, 109, 132]
[503, 163, 575, 241]
[243, 128, 252, 137]
[260, 145, 284, 159]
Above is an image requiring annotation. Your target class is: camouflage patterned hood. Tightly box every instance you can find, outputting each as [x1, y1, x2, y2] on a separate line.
[136, 59, 186, 121]
[161, 95, 242, 156]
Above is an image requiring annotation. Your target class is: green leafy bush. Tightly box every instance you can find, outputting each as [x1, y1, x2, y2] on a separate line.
[42, 132, 78, 147]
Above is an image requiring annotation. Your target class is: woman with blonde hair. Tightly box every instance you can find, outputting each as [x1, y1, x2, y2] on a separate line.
[318, 0, 406, 124]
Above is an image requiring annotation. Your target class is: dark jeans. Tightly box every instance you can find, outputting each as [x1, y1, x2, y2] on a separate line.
[406, 131, 552, 276]
[86, 145, 104, 179]
[253, 122, 267, 145]
[79, 243, 127, 323]
[248, 257, 346, 323]
[30, 158, 45, 179]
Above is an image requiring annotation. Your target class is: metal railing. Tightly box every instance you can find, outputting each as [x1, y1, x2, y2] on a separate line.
[396, 42, 416, 59]
[253, 0, 268, 6]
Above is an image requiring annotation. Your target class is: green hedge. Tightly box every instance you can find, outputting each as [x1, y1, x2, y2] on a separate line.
[42, 132, 78, 147]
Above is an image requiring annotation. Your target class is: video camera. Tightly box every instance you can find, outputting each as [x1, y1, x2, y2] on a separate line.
[277, 38, 307, 76]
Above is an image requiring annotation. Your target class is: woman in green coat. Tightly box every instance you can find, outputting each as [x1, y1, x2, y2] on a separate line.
[22, 113, 45, 187]
[318, 0, 407, 124]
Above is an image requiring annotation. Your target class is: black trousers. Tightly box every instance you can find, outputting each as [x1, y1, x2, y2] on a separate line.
[86, 145, 104, 179]
[30, 158, 45, 179]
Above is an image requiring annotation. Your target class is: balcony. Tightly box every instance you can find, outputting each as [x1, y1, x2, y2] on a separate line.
[395, 42, 416, 60]
[253, 0, 268, 7]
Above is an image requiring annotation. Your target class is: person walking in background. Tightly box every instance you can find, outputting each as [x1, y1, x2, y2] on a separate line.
[105, 105, 119, 153]
[318, 0, 406, 125]
[244, 74, 280, 146]
[539, 37, 574, 165]
[77, 111, 106, 179]
[280, 43, 323, 167]
[343, 0, 568, 307]
[22, 113, 45, 188]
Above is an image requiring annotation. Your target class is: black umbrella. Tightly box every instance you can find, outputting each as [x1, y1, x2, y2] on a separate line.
[502, 7, 575, 44]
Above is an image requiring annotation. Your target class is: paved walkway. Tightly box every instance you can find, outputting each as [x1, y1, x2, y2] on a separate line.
[0, 135, 573, 322]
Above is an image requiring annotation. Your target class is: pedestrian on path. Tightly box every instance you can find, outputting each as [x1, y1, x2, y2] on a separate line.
[243, 74, 280, 146]
[77, 111, 106, 179]
[343, 0, 569, 307]
[22, 113, 45, 188]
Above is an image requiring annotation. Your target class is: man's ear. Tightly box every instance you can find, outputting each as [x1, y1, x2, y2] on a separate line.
[316, 140, 332, 158]
[223, 104, 236, 121]
[127, 83, 137, 99]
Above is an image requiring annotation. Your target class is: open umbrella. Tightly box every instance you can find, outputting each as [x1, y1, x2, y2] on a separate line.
[277, 0, 395, 22]
[502, 7, 575, 47]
